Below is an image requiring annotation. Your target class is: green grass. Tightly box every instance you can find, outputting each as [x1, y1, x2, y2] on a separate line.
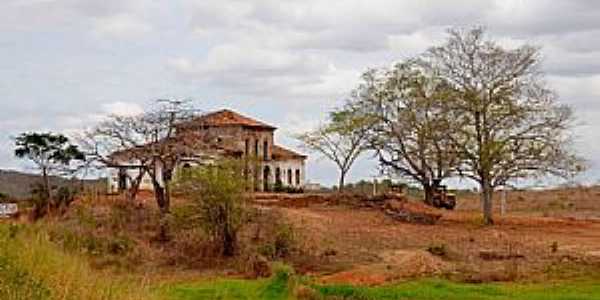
[316, 279, 600, 300]
[166, 278, 290, 300]
[165, 264, 293, 300]
[164, 277, 600, 300]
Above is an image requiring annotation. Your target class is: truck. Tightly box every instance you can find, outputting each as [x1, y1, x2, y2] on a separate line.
[431, 179, 456, 210]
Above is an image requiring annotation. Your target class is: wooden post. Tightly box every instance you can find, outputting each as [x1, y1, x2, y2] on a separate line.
[373, 179, 378, 196]
[500, 187, 507, 216]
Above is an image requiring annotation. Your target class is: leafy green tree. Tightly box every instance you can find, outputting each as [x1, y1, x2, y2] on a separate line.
[346, 64, 460, 204]
[175, 159, 248, 256]
[422, 27, 584, 224]
[14, 132, 85, 213]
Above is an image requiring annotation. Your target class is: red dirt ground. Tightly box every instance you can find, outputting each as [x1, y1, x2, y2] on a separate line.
[82, 186, 600, 285]
[251, 187, 600, 285]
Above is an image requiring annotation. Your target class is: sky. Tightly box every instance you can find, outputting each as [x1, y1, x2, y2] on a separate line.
[1, 0, 600, 187]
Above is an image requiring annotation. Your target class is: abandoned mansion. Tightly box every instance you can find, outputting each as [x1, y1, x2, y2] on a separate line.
[107, 109, 307, 193]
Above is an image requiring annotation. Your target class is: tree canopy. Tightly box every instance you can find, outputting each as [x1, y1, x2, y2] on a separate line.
[345, 63, 460, 204]
[339, 27, 584, 224]
[14, 132, 85, 216]
[297, 108, 371, 191]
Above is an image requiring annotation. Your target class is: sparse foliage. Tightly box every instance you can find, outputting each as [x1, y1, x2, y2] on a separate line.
[175, 159, 249, 257]
[81, 100, 204, 240]
[420, 27, 584, 224]
[346, 64, 460, 204]
[297, 109, 371, 191]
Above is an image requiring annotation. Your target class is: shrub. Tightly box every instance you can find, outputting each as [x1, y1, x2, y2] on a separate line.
[29, 183, 49, 220]
[175, 159, 249, 257]
[258, 223, 296, 259]
[252, 209, 299, 261]
[273, 184, 304, 194]
[48, 218, 134, 258]
[551, 241, 559, 253]
[0, 192, 9, 203]
[55, 185, 78, 209]
[273, 223, 296, 258]
[274, 180, 284, 192]
[427, 243, 447, 257]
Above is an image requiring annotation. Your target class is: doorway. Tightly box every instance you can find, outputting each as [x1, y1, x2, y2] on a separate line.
[263, 166, 271, 192]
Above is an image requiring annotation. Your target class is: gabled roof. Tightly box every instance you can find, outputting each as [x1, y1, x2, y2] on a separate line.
[272, 145, 307, 160]
[181, 109, 276, 130]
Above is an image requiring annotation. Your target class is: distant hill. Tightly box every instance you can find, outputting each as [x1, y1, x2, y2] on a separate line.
[0, 169, 106, 200]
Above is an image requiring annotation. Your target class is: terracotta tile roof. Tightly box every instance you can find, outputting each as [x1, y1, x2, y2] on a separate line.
[272, 145, 307, 160]
[182, 109, 276, 130]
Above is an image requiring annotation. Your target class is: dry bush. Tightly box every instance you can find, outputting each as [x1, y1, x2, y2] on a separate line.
[174, 159, 249, 257]
[162, 228, 221, 268]
[0, 224, 159, 300]
[426, 243, 448, 257]
[45, 199, 152, 272]
[244, 208, 299, 260]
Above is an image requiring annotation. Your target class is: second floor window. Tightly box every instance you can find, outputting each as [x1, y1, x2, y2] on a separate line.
[263, 140, 269, 160]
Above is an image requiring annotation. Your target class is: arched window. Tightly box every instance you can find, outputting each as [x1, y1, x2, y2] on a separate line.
[275, 167, 281, 185]
[263, 166, 271, 192]
[263, 140, 269, 160]
[254, 140, 259, 157]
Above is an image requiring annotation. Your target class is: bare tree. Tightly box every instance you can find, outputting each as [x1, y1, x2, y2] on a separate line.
[82, 100, 203, 240]
[81, 115, 151, 201]
[348, 63, 460, 204]
[297, 109, 370, 191]
[422, 27, 584, 224]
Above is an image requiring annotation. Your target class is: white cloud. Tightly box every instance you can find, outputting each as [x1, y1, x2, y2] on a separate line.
[101, 101, 144, 117]
[92, 13, 152, 39]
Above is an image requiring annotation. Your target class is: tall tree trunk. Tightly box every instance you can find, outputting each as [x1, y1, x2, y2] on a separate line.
[423, 182, 434, 206]
[126, 170, 145, 202]
[154, 168, 173, 242]
[481, 178, 494, 225]
[222, 222, 236, 257]
[338, 170, 347, 192]
[153, 183, 170, 241]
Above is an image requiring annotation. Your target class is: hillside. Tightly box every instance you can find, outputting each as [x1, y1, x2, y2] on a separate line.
[0, 169, 106, 200]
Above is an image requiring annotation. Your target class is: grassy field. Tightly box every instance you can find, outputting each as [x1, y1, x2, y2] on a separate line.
[164, 277, 600, 300]
[3, 222, 600, 300]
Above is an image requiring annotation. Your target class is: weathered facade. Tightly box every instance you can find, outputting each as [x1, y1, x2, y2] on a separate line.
[107, 109, 307, 193]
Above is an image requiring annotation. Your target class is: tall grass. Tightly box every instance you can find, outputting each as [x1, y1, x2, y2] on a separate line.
[0, 223, 161, 300]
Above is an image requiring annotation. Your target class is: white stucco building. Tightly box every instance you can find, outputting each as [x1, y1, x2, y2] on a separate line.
[107, 109, 307, 193]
